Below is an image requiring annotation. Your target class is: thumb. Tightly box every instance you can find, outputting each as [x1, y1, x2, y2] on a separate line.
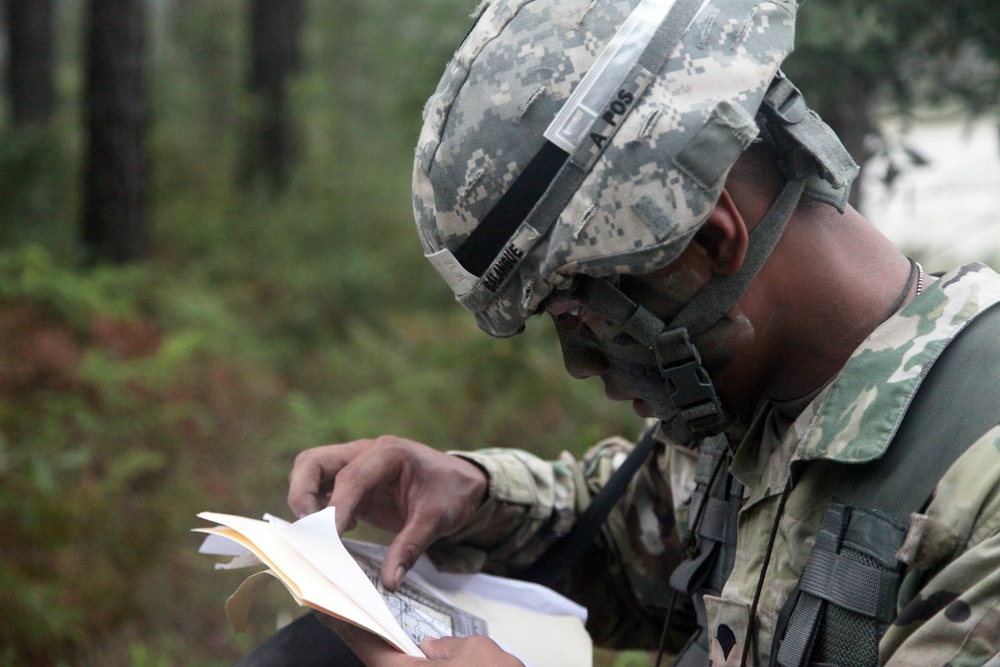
[380, 520, 436, 591]
[420, 636, 457, 660]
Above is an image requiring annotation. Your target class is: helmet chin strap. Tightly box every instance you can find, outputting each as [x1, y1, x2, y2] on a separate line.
[669, 75, 859, 338]
[571, 275, 727, 444]
[570, 175, 808, 443]
[672, 176, 806, 336]
[566, 75, 859, 443]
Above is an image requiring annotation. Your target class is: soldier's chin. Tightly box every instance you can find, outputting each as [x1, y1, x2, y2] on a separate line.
[632, 399, 656, 418]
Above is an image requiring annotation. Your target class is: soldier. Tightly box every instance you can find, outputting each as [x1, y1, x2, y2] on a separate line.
[246, 0, 1000, 664]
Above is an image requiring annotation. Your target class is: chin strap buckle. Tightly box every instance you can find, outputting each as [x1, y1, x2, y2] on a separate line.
[571, 276, 729, 439]
[761, 70, 807, 125]
[654, 328, 727, 437]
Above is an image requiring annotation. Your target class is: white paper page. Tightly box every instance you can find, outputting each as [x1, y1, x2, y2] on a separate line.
[273, 508, 422, 657]
[419, 567, 588, 620]
[344, 539, 588, 622]
[195, 512, 417, 656]
[194, 526, 306, 596]
[449, 590, 593, 667]
[342, 539, 592, 667]
[198, 533, 261, 569]
[199, 532, 254, 557]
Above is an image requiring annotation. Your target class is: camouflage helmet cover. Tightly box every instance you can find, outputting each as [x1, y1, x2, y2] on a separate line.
[413, 0, 798, 337]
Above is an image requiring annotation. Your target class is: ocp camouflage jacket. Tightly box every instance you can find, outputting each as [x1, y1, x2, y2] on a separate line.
[430, 262, 1000, 666]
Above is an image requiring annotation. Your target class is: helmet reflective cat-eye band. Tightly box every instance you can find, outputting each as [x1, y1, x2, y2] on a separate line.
[452, 0, 709, 283]
[545, 0, 712, 153]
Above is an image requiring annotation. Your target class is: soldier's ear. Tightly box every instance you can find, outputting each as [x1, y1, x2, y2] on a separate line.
[694, 188, 748, 277]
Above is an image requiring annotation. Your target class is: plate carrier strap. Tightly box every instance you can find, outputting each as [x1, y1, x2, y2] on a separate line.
[670, 301, 1000, 667]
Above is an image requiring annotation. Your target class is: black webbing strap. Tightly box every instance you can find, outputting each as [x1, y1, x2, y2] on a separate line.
[775, 301, 1000, 667]
[774, 506, 843, 667]
[573, 276, 727, 439]
[796, 536, 900, 618]
[669, 437, 735, 599]
[516, 422, 660, 588]
[670, 179, 805, 337]
[663, 439, 741, 667]
[775, 503, 905, 667]
[454, 142, 569, 276]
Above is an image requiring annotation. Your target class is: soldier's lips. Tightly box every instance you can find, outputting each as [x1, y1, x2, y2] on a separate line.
[603, 386, 656, 418]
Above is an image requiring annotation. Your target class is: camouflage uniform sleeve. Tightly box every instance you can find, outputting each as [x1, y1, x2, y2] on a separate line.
[879, 426, 1000, 665]
[426, 446, 586, 573]
[426, 420, 698, 651]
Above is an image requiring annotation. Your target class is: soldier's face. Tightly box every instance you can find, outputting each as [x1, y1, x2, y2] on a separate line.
[544, 260, 709, 420]
[547, 299, 675, 418]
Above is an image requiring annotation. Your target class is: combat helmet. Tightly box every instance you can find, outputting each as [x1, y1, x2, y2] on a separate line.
[413, 0, 859, 441]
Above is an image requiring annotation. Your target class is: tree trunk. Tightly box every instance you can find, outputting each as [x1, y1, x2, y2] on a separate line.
[2, 0, 56, 125]
[241, 0, 304, 191]
[81, 0, 150, 263]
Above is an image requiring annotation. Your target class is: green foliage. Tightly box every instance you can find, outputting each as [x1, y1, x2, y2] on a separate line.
[784, 0, 1000, 204]
[609, 650, 657, 667]
[0, 246, 292, 665]
[0, 126, 78, 261]
[788, 0, 1000, 118]
[11, 0, 992, 664]
[0, 2, 634, 664]
[283, 312, 634, 455]
[0, 245, 142, 322]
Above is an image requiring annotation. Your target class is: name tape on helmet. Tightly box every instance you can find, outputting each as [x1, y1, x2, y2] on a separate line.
[544, 0, 712, 153]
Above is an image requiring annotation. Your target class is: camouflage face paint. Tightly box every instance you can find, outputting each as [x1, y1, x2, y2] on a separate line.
[550, 306, 683, 420]
[546, 265, 749, 423]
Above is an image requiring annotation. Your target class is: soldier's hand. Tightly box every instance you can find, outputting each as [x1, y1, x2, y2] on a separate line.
[419, 636, 525, 666]
[287, 436, 488, 590]
[318, 615, 525, 666]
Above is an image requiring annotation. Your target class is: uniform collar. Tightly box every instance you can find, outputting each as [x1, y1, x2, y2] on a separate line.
[730, 263, 1000, 500]
[795, 263, 1000, 464]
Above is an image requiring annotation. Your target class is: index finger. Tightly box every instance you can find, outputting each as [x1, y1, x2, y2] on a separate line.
[287, 443, 365, 519]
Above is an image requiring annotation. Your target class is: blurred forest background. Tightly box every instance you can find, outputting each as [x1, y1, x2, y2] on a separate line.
[0, 1, 996, 666]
